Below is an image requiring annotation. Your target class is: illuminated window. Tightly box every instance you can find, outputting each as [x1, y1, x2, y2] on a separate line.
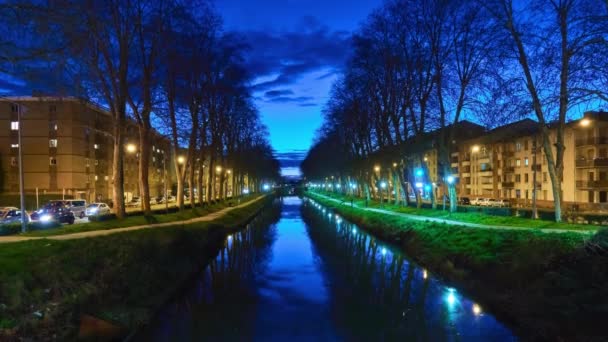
[11, 143, 18, 148]
[85, 158, 90, 167]
[49, 139, 58, 148]
[524, 157, 529, 166]
[49, 157, 57, 165]
[94, 144, 99, 149]
[515, 142, 522, 151]
[516, 159, 521, 167]
[10, 121, 19, 130]
[104, 175, 109, 181]
[10, 157, 17, 166]
[94, 175, 98, 181]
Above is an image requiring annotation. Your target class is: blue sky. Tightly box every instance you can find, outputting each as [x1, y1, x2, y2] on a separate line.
[214, 0, 383, 177]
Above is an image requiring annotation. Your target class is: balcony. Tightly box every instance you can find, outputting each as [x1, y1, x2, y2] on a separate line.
[503, 166, 515, 173]
[531, 164, 542, 171]
[576, 180, 608, 188]
[502, 182, 515, 188]
[450, 157, 459, 164]
[576, 158, 608, 168]
[502, 151, 515, 158]
[575, 136, 608, 147]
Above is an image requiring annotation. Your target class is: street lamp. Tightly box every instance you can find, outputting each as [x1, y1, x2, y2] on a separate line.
[471, 145, 480, 153]
[15, 103, 27, 233]
[580, 118, 591, 127]
[380, 181, 387, 207]
[126, 143, 137, 153]
[374, 165, 381, 172]
[177, 156, 186, 164]
[215, 165, 222, 173]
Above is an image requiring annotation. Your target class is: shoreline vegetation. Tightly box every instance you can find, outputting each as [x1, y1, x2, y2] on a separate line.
[0, 194, 273, 341]
[306, 191, 608, 341]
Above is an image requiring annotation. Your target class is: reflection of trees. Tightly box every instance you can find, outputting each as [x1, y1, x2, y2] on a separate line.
[302, 203, 446, 340]
[145, 199, 282, 340]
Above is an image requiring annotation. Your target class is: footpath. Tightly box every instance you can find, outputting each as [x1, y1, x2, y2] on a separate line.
[0, 196, 266, 244]
[313, 193, 595, 235]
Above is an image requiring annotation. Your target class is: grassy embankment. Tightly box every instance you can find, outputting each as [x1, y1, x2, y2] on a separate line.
[314, 190, 599, 231]
[0, 195, 259, 237]
[0, 194, 273, 341]
[307, 191, 608, 340]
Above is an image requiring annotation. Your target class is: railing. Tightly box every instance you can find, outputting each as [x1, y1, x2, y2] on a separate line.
[503, 166, 515, 173]
[502, 151, 515, 157]
[502, 182, 515, 188]
[531, 164, 542, 171]
[575, 136, 608, 146]
[576, 158, 608, 167]
[576, 180, 608, 188]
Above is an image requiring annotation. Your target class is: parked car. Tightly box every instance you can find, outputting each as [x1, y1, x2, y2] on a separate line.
[0, 207, 30, 225]
[85, 203, 111, 216]
[481, 198, 497, 207]
[495, 199, 510, 207]
[470, 197, 485, 206]
[32, 204, 75, 225]
[166, 196, 176, 203]
[458, 197, 471, 205]
[62, 199, 87, 218]
[126, 197, 141, 208]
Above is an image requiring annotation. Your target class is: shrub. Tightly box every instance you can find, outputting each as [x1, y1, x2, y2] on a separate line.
[0, 223, 21, 236]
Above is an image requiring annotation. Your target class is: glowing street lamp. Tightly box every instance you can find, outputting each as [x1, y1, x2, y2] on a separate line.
[380, 181, 387, 189]
[226, 169, 232, 174]
[374, 165, 381, 172]
[126, 143, 137, 153]
[447, 175, 455, 184]
[415, 168, 424, 177]
[177, 156, 186, 164]
[471, 145, 480, 153]
[392, 162, 398, 168]
[580, 118, 591, 127]
[215, 165, 222, 173]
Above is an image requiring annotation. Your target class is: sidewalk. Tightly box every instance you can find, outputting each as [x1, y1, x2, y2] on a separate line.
[313, 193, 595, 235]
[0, 196, 266, 244]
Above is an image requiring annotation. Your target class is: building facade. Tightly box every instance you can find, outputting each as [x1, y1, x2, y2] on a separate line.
[0, 97, 172, 203]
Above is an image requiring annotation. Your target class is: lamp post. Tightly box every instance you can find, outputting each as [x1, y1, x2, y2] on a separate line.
[380, 181, 387, 207]
[17, 103, 26, 233]
[163, 151, 168, 213]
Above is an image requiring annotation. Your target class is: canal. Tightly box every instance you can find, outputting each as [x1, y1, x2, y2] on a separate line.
[139, 196, 516, 341]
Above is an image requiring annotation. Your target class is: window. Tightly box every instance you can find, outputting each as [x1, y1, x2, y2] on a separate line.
[10, 104, 18, 112]
[94, 159, 99, 165]
[49, 157, 57, 166]
[50, 122, 58, 131]
[515, 174, 521, 182]
[85, 158, 90, 167]
[515, 142, 522, 151]
[94, 144, 99, 149]
[516, 159, 521, 167]
[49, 105, 56, 112]
[543, 172, 547, 182]
[49, 139, 58, 148]
[11, 143, 18, 148]
[104, 175, 109, 181]
[10, 121, 19, 130]
[94, 175, 98, 181]
[525, 173, 529, 183]
[524, 157, 529, 166]
[524, 140, 529, 150]
[10, 157, 17, 167]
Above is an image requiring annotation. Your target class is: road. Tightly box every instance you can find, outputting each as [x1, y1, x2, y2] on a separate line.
[0, 196, 265, 244]
[312, 193, 595, 235]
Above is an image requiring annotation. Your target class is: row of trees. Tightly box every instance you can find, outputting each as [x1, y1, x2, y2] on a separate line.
[302, 0, 608, 221]
[1, 0, 280, 217]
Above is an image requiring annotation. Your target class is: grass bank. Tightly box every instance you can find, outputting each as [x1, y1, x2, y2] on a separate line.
[314, 190, 599, 231]
[307, 192, 608, 340]
[6, 195, 259, 238]
[0, 195, 273, 341]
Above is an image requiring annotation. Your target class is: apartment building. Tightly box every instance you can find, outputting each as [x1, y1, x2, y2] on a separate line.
[450, 111, 607, 210]
[0, 96, 172, 203]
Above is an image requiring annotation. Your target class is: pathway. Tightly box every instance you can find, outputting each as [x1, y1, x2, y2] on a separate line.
[0, 196, 266, 244]
[312, 193, 595, 235]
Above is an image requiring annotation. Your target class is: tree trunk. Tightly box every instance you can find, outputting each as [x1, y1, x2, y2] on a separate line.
[138, 125, 151, 214]
[112, 119, 126, 218]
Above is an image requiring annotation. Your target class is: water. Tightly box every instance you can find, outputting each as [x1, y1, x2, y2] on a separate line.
[140, 196, 516, 341]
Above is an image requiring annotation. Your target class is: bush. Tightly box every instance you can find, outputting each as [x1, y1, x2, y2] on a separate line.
[0, 223, 22, 236]
[88, 214, 118, 222]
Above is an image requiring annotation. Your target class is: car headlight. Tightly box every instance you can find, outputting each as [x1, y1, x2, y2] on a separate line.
[89, 208, 98, 213]
[40, 214, 52, 222]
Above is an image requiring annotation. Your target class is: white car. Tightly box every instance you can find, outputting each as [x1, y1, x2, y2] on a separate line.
[0, 207, 30, 224]
[470, 197, 485, 206]
[494, 199, 510, 207]
[86, 203, 111, 216]
[481, 198, 497, 207]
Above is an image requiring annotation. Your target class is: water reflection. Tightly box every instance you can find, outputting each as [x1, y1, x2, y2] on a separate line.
[139, 197, 515, 341]
[303, 198, 515, 341]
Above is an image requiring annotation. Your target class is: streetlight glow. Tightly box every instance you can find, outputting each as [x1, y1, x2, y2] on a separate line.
[126, 143, 137, 153]
[580, 118, 591, 127]
[447, 176, 455, 184]
[380, 181, 387, 189]
[177, 156, 185, 164]
[472, 145, 480, 153]
[216, 165, 222, 173]
[374, 165, 381, 172]
[415, 168, 424, 177]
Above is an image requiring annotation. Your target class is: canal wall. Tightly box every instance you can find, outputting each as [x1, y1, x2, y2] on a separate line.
[306, 192, 608, 341]
[0, 195, 275, 341]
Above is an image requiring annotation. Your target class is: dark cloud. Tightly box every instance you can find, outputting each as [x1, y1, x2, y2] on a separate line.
[241, 18, 351, 93]
[299, 103, 318, 107]
[267, 96, 314, 104]
[264, 89, 294, 98]
[274, 150, 307, 168]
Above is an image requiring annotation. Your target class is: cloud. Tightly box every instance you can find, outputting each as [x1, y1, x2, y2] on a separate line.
[241, 18, 351, 93]
[299, 103, 318, 107]
[265, 89, 295, 98]
[266, 96, 314, 104]
[274, 150, 307, 169]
